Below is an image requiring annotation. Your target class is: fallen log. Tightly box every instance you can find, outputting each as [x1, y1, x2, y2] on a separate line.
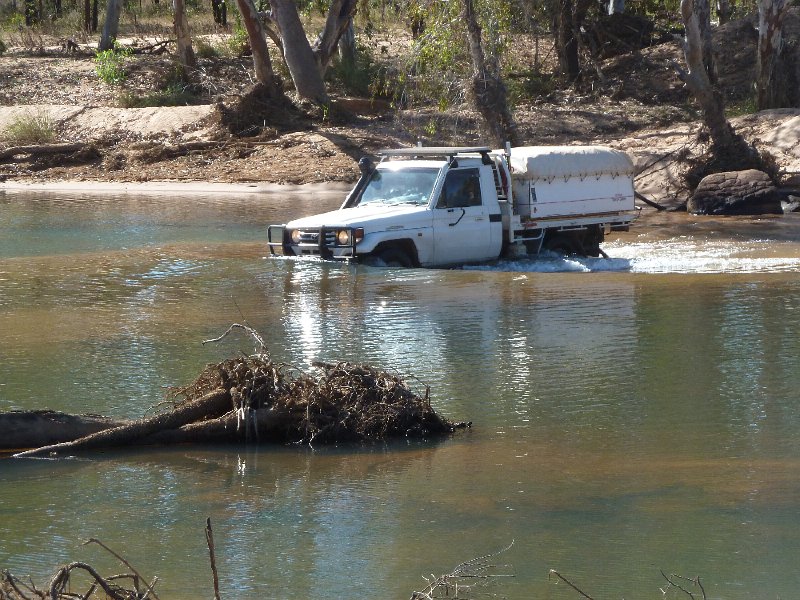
[13, 388, 230, 458]
[0, 143, 87, 161]
[0, 410, 127, 451]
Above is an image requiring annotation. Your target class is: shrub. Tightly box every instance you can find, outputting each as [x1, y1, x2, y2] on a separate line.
[2, 112, 57, 145]
[0, 38, 6, 55]
[94, 45, 132, 85]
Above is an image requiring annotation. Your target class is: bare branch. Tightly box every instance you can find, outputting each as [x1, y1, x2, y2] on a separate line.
[82, 539, 159, 600]
[549, 569, 595, 600]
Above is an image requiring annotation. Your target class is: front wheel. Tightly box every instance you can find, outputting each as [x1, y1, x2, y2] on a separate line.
[364, 247, 413, 268]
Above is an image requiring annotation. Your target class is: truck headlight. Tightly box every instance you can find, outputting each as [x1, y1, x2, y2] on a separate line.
[337, 229, 352, 245]
[290, 229, 301, 244]
[336, 228, 364, 246]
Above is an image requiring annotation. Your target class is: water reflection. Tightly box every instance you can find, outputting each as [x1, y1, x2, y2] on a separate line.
[3, 191, 800, 599]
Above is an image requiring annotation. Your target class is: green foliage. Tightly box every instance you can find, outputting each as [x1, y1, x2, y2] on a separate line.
[94, 44, 132, 85]
[225, 16, 249, 56]
[328, 41, 391, 97]
[2, 112, 56, 145]
[726, 94, 758, 118]
[2, 12, 25, 30]
[397, 0, 514, 110]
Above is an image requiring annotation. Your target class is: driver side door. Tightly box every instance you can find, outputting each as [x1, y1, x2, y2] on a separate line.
[432, 168, 494, 265]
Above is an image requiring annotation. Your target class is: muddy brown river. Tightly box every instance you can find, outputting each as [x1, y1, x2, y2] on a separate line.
[2, 188, 800, 599]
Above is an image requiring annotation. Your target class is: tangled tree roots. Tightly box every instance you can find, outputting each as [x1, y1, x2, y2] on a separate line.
[170, 354, 461, 445]
[11, 325, 466, 457]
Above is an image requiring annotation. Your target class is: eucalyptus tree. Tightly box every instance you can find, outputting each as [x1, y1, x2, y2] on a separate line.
[265, 0, 358, 103]
[98, 0, 122, 50]
[174, 0, 196, 72]
[463, 0, 518, 145]
[756, 0, 792, 109]
[235, 0, 283, 94]
[676, 0, 758, 165]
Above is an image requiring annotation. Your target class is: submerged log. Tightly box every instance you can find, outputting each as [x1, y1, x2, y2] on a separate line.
[0, 410, 127, 451]
[14, 388, 230, 458]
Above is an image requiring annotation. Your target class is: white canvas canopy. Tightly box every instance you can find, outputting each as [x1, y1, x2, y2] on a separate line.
[507, 145, 634, 181]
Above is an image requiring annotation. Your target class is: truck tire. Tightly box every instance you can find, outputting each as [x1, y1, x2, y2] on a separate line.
[544, 235, 578, 256]
[375, 248, 413, 268]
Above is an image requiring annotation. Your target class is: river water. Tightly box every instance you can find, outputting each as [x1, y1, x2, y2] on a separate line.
[2, 188, 800, 600]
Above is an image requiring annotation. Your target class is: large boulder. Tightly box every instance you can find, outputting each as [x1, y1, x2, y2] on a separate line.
[688, 169, 786, 215]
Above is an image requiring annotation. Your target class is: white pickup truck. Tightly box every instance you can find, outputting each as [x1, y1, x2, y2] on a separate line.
[267, 145, 636, 267]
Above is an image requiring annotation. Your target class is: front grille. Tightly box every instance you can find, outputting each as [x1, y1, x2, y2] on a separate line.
[295, 228, 336, 248]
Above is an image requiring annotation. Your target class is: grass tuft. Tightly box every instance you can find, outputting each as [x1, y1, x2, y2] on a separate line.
[2, 112, 57, 144]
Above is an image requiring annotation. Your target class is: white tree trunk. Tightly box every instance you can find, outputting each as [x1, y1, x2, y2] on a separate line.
[756, 0, 789, 109]
[607, 0, 625, 15]
[173, 0, 196, 71]
[98, 0, 122, 50]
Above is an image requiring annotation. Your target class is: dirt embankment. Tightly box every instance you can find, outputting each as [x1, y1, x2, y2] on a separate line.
[1, 13, 799, 207]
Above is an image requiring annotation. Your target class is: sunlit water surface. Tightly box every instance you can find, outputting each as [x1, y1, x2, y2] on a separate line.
[2, 189, 800, 599]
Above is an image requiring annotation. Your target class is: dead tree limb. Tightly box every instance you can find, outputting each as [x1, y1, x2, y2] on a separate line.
[83, 539, 160, 600]
[139, 407, 294, 445]
[635, 191, 667, 210]
[13, 388, 230, 458]
[205, 518, 221, 600]
[659, 571, 706, 600]
[47, 562, 127, 600]
[548, 570, 595, 600]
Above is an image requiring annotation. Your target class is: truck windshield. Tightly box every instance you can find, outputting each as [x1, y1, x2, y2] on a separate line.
[358, 167, 439, 206]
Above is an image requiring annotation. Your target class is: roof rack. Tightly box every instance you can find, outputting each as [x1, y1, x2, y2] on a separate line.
[378, 146, 492, 159]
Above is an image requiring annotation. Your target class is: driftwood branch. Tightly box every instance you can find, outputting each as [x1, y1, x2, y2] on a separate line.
[635, 191, 667, 210]
[202, 323, 268, 356]
[410, 541, 514, 599]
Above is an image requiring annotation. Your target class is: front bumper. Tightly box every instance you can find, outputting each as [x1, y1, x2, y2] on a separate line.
[267, 224, 358, 260]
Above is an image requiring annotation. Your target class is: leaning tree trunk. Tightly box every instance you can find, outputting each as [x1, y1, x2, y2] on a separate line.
[98, 0, 123, 50]
[270, 0, 330, 103]
[235, 0, 281, 92]
[756, 0, 790, 109]
[313, 0, 358, 74]
[677, 0, 755, 162]
[463, 0, 519, 147]
[173, 0, 197, 72]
